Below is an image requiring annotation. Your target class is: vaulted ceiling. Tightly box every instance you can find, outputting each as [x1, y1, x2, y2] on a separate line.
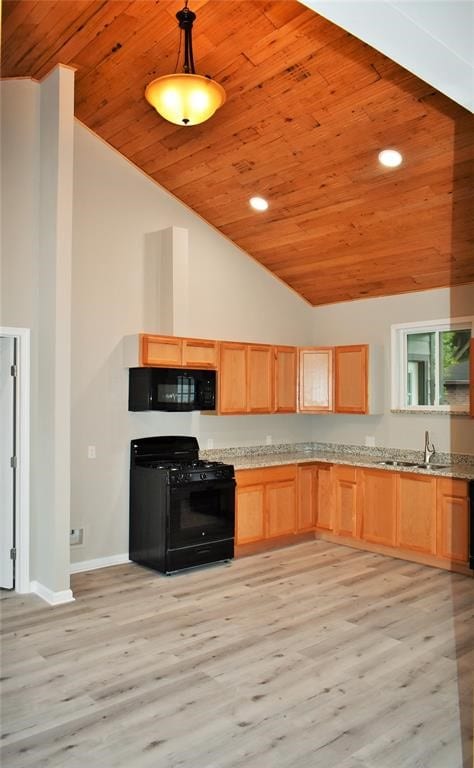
[2, 0, 473, 306]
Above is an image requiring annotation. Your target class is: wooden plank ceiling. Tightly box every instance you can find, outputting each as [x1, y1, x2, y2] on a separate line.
[2, 0, 473, 306]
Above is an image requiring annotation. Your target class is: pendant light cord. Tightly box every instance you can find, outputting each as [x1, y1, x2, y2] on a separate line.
[176, 2, 196, 74]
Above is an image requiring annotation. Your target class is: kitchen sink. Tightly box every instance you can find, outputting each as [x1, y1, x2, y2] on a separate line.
[416, 463, 450, 470]
[376, 460, 450, 470]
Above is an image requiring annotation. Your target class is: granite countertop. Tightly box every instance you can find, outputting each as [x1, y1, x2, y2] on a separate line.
[201, 443, 474, 480]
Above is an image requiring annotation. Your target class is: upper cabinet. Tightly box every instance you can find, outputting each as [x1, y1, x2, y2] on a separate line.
[125, 333, 380, 416]
[247, 344, 274, 413]
[334, 345, 368, 413]
[274, 346, 297, 413]
[299, 344, 382, 414]
[219, 342, 297, 415]
[299, 347, 334, 412]
[218, 342, 249, 414]
[124, 333, 218, 369]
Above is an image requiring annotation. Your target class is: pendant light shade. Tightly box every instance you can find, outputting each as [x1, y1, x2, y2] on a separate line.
[145, 2, 226, 126]
[145, 74, 226, 127]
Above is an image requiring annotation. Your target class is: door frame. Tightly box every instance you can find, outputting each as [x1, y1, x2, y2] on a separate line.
[0, 327, 30, 593]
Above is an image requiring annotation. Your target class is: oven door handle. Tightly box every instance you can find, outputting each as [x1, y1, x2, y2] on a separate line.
[169, 478, 236, 493]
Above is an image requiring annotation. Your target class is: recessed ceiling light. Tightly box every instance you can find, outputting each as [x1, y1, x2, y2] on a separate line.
[378, 149, 403, 168]
[249, 196, 269, 211]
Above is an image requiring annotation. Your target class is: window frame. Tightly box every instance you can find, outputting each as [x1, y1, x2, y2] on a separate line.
[391, 316, 473, 412]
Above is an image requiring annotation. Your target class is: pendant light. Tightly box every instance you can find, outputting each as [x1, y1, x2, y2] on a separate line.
[145, 1, 226, 126]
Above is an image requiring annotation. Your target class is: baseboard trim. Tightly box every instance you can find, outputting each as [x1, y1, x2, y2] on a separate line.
[70, 553, 130, 574]
[30, 581, 75, 606]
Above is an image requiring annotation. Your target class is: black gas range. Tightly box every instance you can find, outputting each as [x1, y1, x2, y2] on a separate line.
[129, 436, 235, 574]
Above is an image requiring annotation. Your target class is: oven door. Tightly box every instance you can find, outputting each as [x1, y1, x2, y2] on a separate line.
[168, 478, 236, 549]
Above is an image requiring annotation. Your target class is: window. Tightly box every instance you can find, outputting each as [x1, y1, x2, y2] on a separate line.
[392, 318, 472, 412]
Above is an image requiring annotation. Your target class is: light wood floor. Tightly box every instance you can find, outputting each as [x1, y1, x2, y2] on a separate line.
[1, 540, 473, 768]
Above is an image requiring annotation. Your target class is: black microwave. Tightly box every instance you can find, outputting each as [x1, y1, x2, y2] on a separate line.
[128, 367, 216, 412]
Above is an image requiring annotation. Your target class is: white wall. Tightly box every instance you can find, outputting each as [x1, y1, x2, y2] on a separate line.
[311, 285, 474, 454]
[71, 122, 314, 564]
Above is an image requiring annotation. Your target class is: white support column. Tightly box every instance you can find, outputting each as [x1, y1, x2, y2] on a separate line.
[34, 65, 75, 601]
[157, 226, 189, 336]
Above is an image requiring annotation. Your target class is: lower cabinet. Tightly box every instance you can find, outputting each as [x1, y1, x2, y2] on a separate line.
[297, 462, 335, 532]
[333, 466, 358, 538]
[361, 468, 397, 547]
[315, 464, 334, 531]
[436, 478, 469, 562]
[235, 466, 296, 545]
[235, 484, 265, 544]
[236, 461, 469, 571]
[296, 464, 318, 532]
[397, 474, 436, 554]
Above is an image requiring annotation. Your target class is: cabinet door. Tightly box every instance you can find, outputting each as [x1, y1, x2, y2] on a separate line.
[299, 348, 334, 412]
[297, 464, 317, 532]
[235, 485, 265, 544]
[436, 478, 469, 562]
[361, 469, 397, 547]
[219, 342, 247, 414]
[335, 345, 368, 414]
[397, 474, 436, 554]
[182, 338, 218, 369]
[333, 466, 358, 538]
[266, 480, 296, 538]
[316, 464, 334, 531]
[274, 346, 297, 413]
[247, 344, 273, 413]
[140, 334, 182, 366]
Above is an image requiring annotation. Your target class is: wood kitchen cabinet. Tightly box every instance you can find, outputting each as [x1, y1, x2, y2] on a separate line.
[360, 468, 397, 547]
[247, 344, 273, 413]
[298, 347, 334, 412]
[397, 474, 436, 554]
[297, 462, 334, 533]
[235, 482, 265, 545]
[298, 344, 382, 415]
[124, 333, 218, 369]
[219, 341, 297, 415]
[297, 464, 318, 532]
[235, 466, 296, 544]
[218, 342, 248, 413]
[333, 465, 359, 538]
[236, 458, 469, 573]
[274, 346, 297, 412]
[316, 463, 334, 532]
[436, 478, 469, 562]
[334, 345, 368, 414]
[267, 476, 297, 538]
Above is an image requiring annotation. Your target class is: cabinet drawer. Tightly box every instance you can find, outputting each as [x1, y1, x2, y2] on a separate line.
[333, 465, 357, 482]
[437, 478, 468, 498]
[236, 465, 296, 487]
[141, 334, 182, 366]
[182, 339, 218, 368]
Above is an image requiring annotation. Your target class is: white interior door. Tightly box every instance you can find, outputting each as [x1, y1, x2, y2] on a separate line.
[0, 336, 16, 589]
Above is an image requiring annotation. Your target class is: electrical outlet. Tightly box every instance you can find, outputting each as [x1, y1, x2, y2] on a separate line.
[365, 435, 376, 447]
[87, 445, 96, 459]
[70, 528, 84, 546]
[266, 435, 272, 445]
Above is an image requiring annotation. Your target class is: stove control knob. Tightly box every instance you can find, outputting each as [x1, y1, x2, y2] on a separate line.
[200, 472, 207, 480]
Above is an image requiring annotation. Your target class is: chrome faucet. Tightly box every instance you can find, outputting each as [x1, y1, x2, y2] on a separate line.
[423, 430, 435, 465]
